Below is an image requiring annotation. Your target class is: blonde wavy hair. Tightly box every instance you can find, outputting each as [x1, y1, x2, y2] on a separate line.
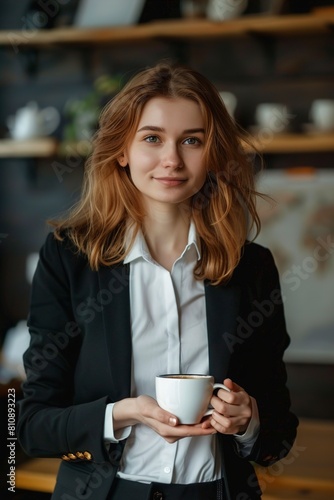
[51, 61, 261, 285]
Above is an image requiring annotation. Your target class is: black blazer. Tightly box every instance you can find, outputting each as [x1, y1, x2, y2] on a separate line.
[17, 232, 298, 500]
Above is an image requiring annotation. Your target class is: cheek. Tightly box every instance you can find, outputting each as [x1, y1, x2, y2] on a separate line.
[194, 164, 207, 185]
[128, 150, 157, 172]
[191, 167, 208, 197]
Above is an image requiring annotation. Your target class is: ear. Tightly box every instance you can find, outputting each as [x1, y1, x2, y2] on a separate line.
[118, 154, 128, 167]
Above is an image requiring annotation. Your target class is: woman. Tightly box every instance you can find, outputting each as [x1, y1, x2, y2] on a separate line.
[17, 62, 298, 500]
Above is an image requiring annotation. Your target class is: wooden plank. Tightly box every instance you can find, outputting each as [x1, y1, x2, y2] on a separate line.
[15, 419, 334, 494]
[152, 14, 334, 39]
[0, 138, 58, 157]
[0, 24, 153, 47]
[258, 474, 334, 494]
[255, 418, 334, 498]
[245, 133, 334, 153]
[263, 492, 334, 500]
[0, 14, 333, 47]
[0, 133, 333, 159]
[275, 418, 334, 481]
[16, 457, 59, 493]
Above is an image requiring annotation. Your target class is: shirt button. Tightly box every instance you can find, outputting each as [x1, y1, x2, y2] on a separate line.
[164, 466, 171, 474]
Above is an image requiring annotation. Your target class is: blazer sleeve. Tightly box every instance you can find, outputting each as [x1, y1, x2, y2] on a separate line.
[16, 233, 113, 464]
[228, 245, 299, 467]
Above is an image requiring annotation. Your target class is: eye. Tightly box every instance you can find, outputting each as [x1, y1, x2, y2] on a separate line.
[183, 137, 201, 145]
[145, 135, 160, 143]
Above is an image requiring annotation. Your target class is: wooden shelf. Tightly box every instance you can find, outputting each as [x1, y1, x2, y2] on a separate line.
[258, 418, 334, 500]
[1, 133, 334, 159]
[15, 419, 334, 496]
[248, 132, 334, 154]
[0, 138, 58, 157]
[0, 14, 333, 47]
[16, 457, 59, 493]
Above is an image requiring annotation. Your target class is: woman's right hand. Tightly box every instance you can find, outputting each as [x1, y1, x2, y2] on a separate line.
[113, 395, 216, 443]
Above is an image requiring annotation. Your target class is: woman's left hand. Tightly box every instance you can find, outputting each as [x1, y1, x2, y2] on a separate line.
[201, 378, 252, 435]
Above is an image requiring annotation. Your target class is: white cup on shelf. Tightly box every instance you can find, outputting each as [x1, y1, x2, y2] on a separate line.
[219, 91, 237, 118]
[309, 99, 334, 132]
[206, 0, 248, 20]
[255, 103, 290, 133]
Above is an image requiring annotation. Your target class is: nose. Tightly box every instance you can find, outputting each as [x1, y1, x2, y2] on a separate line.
[161, 141, 183, 169]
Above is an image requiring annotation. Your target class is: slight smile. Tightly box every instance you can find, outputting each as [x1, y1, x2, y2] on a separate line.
[153, 177, 187, 186]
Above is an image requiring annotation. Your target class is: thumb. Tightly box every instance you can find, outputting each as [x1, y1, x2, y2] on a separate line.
[147, 397, 179, 426]
[168, 415, 178, 426]
[156, 407, 179, 426]
[223, 378, 243, 392]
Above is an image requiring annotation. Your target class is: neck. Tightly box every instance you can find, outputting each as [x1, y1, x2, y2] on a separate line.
[142, 203, 191, 270]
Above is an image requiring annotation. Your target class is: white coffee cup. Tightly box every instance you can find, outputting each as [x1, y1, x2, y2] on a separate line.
[310, 99, 334, 131]
[255, 103, 290, 133]
[206, 0, 248, 21]
[155, 374, 230, 424]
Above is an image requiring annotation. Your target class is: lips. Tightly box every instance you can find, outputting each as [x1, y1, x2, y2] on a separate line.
[154, 177, 187, 186]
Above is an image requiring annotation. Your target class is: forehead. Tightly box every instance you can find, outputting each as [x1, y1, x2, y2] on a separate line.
[138, 97, 204, 127]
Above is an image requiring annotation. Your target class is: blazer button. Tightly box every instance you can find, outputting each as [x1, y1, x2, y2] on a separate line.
[83, 451, 92, 460]
[153, 492, 163, 500]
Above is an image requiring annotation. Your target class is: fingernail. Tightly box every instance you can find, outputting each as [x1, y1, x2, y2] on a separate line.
[169, 417, 177, 426]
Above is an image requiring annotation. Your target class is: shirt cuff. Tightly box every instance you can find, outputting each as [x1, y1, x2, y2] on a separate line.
[233, 396, 260, 456]
[104, 403, 132, 443]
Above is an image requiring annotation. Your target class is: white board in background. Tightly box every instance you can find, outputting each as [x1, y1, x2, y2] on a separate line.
[255, 169, 334, 364]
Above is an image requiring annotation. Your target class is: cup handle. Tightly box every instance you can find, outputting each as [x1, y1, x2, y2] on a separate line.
[203, 383, 231, 417]
[213, 382, 231, 392]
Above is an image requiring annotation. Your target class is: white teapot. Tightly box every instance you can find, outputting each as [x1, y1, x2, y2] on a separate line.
[6, 101, 60, 140]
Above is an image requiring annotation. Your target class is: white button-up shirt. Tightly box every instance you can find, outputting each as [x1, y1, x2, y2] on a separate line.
[104, 222, 259, 484]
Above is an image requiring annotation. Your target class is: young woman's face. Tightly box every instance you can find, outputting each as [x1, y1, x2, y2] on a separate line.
[122, 97, 207, 211]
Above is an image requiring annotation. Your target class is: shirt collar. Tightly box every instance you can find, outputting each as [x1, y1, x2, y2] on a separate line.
[124, 221, 201, 264]
[186, 220, 201, 261]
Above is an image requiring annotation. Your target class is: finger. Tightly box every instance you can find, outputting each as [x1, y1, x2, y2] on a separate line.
[163, 424, 217, 443]
[223, 378, 244, 392]
[211, 393, 252, 418]
[211, 388, 237, 407]
[210, 414, 235, 434]
[210, 397, 238, 417]
[210, 414, 246, 435]
[141, 398, 180, 426]
[201, 419, 216, 430]
[223, 378, 234, 391]
[158, 422, 217, 440]
[216, 379, 250, 405]
[153, 406, 179, 426]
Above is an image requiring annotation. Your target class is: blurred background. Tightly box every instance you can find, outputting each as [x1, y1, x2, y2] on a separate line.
[0, 0, 334, 498]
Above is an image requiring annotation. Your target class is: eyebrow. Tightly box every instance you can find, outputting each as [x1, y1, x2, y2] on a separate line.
[137, 126, 205, 134]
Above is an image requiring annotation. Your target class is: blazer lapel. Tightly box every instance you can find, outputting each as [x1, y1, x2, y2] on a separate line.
[205, 280, 241, 383]
[98, 263, 132, 401]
